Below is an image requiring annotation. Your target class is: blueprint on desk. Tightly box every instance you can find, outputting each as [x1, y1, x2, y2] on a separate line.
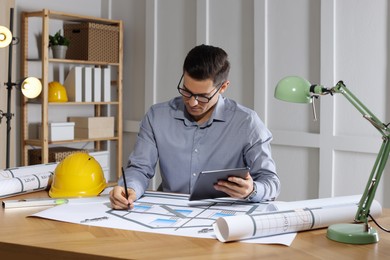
[106, 192, 271, 233]
[30, 191, 382, 245]
[30, 191, 297, 245]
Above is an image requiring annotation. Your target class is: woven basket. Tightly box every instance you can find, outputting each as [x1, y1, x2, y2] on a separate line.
[28, 147, 89, 165]
[64, 23, 119, 63]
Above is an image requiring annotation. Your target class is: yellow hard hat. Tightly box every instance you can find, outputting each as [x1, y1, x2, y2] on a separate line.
[49, 152, 106, 198]
[48, 81, 68, 102]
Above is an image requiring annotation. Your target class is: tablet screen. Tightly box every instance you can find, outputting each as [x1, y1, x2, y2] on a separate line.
[189, 167, 250, 201]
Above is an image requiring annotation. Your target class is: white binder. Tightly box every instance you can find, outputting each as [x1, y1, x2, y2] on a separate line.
[93, 67, 102, 102]
[83, 67, 92, 102]
[102, 67, 111, 102]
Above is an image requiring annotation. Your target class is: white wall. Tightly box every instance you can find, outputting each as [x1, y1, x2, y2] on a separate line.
[117, 0, 390, 208]
[7, 0, 390, 207]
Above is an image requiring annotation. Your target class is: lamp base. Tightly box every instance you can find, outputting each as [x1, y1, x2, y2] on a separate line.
[327, 223, 379, 244]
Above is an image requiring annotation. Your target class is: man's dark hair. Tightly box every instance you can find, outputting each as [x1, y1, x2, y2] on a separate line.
[183, 44, 230, 85]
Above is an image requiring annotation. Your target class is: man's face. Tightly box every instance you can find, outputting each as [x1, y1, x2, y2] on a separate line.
[180, 73, 227, 124]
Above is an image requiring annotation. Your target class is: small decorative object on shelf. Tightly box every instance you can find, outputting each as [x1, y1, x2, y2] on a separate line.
[49, 30, 70, 59]
[48, 81, 68, 102]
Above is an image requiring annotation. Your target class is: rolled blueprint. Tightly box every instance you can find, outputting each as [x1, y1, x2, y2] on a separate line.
[0, 171, 54, 198]
[0, 163, 57, 198]
[213, 196, 382, 242]
[0, 163, 57, 180]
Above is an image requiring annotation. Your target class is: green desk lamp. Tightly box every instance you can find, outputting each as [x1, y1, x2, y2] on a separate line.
[275, 76, 390, 244]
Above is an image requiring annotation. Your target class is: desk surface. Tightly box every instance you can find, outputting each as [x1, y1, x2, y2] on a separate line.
[1, 191, 390, 260]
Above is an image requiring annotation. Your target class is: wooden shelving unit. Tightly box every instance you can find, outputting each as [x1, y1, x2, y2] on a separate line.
[20, 9, 123, 179]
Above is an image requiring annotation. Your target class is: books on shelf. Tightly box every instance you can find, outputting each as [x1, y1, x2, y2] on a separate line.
[64, 66, 111, 102]
[83, 67, 92, 102]
[102, 67, 111, 102]
[93, 67, 102, 102]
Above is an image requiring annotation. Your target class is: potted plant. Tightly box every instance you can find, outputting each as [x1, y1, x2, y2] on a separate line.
[49, 30, 70, 59]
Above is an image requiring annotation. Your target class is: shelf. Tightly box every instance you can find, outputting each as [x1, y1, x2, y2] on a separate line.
[24, 9, 121, 25]
[21, 9, 123, 180]
[25, 137, 119, 146]
[26, 101, 120, 105]
[50, 58, 120, 66]
[26, 58, 120, 66]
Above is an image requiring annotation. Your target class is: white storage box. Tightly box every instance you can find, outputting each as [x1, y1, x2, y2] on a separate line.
[89, 150, 109, 169]
[102, 167, 110, 182]
[39, 122, 75, 141]
[89, 151, 110, 181]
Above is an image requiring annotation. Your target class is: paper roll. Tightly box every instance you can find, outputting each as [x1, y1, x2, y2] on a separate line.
[0, 163, 57, 180]
[0, 171, 53, 199]
[213, 196, 382, 242]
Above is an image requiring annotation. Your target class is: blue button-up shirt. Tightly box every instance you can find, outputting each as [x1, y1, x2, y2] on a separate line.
[119, 95, 280, 202]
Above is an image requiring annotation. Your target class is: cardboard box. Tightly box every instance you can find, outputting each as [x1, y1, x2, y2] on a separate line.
[28, 147, 88, 165]
[68, 117, 114, 139]
[39, 122, 75, 141]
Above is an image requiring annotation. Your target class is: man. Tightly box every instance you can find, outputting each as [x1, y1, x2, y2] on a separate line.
[110, 44, 280, 209]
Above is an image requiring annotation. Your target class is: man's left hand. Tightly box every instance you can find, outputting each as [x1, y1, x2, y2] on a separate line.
[214, 172, 253, 199]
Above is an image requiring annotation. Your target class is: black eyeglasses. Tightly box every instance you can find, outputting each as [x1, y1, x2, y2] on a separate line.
[176, 74, 223, 103]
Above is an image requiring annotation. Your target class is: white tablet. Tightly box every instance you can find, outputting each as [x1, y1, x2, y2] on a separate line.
[189, 167, 250, 201]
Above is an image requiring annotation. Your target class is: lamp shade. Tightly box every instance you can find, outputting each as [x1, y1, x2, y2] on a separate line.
[21, 77, 42, 98]
[274, 76, 312, 104]
[0, 25, 12, 48]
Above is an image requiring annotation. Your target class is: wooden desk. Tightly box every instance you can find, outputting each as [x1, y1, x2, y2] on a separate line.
[1, 191, 390, 259]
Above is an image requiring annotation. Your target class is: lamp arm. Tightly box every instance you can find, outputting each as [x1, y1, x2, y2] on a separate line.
[325, 81, 390, 224]
[355, 139, 390, 223]
[331, 81, 389, 135]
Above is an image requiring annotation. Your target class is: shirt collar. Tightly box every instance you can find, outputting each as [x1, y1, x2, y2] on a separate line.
[173, 95, 227, 126]
[212, 95, 226, 122]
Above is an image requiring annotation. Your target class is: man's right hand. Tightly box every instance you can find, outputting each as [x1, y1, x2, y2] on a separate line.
[109, 186, 137, 210]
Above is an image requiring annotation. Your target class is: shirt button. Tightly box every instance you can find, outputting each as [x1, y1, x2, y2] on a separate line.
[194, 149, 198, 153]
[192, 173, 197, 177]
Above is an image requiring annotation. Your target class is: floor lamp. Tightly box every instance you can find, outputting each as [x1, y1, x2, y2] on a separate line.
[0, 8, 42, 169]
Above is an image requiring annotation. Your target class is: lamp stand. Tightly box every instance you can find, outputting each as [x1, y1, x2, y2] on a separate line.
[325, 82, 390, 244]
[1, 8, 42, 169]
[3, 8, 15, 169]
[327, 223, 378, 244]
[327, 136, 390, 244]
